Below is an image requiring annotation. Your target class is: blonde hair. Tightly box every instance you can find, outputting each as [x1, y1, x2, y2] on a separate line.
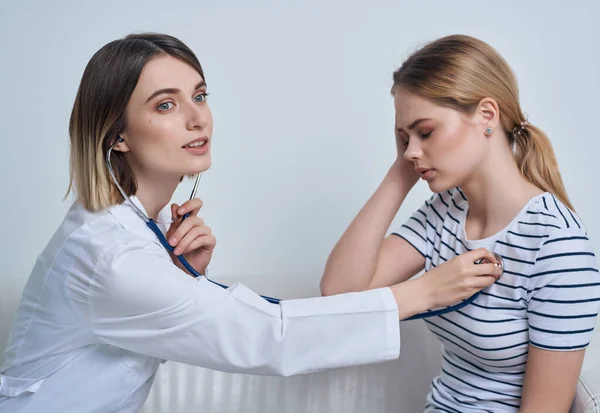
[66, 33, 205, 211]
[392, 35, 573, 210]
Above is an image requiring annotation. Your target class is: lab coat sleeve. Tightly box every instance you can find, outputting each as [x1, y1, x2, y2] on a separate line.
[88, 238, 400, 377]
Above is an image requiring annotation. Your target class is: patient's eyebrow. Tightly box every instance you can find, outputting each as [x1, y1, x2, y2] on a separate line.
[145, 81, 207, 103]
[397, 118, 431, 133]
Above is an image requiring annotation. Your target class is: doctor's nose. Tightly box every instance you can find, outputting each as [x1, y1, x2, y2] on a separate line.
[185, 101, 211, 131]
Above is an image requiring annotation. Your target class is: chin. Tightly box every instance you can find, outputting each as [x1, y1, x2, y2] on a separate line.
[185, 157, 212, 175]
[199, 158, 212, 172]
[427, 178, 456, 194]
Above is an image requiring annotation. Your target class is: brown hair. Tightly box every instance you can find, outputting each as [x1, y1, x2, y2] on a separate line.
[392, 34, 573, 210]
[67, 33, 206, 211]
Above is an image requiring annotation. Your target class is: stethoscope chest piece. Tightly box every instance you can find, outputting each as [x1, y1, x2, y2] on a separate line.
[475, 252, 504, 279]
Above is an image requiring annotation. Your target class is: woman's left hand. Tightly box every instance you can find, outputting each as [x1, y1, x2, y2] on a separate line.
[166, 198, 216, 276]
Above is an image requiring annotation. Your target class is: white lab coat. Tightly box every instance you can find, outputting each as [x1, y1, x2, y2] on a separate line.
[0, 197, 401, 412]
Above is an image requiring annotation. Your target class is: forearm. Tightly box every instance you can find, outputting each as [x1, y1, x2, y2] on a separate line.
[390, 278, 432, 320]
[94, 278, 402, 377]
[321, 165, 413, 294]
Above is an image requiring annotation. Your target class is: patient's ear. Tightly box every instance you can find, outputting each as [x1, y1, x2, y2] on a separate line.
[477, 97, 500, 136]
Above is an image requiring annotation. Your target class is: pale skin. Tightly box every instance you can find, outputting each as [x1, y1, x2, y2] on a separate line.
[320, 87, 585, 412]
[109, 53, 501, 323]
[112, 54, 216, 274]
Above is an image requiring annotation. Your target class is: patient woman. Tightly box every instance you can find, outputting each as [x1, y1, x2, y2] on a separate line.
[321, 34, 600, 412]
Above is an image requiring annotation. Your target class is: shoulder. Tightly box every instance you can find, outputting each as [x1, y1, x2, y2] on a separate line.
[527, 195, 597, 275]
[32, 202, 170, 310]
[503, 193, 587, 245]
[518, 193, 590, 248]
[89, 229, 197, 318]
[526, 193, 584, 231]
[50, 202, 167, 273]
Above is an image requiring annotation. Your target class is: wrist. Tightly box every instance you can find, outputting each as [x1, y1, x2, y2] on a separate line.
[386, 161, 418, 193]
[170, 253, 194, 276]
[390, 278, 433, 320]
[380, 167, 413, 204]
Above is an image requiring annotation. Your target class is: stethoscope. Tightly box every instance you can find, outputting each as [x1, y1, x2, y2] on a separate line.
[106, 137, 504, 316]
[106, 137, 281, 303]
[405, 253, 503, 320]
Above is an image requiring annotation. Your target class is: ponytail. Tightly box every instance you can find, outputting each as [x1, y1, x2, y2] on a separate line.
[511, 121, 574, 210]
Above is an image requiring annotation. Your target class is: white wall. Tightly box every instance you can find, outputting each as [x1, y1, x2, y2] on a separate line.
[1, 0, 599, 410]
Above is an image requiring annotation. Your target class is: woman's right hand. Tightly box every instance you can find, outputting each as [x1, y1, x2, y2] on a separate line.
[390, 131, 420, 189]
[390, 248, 502, 320]
[166, 198, 216, 276]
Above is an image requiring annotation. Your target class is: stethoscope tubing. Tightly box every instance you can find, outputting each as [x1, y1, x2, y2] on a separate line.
[106, 138, 503, 315]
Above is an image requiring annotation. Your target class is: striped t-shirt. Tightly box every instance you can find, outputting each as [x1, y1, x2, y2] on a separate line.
[395, 188, 600, 412]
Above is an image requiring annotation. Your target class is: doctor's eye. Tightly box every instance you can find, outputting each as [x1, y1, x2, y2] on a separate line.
[194, 93, 210, 103]
[157, 102, 175, 111]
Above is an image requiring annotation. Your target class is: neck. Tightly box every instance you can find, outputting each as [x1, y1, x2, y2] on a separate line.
[459, 141, 543, 239]
[134, 171, 181, 220]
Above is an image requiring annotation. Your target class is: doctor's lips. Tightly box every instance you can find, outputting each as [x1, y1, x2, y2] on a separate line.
[183, 136, 210, 155]
[416, 167, 434, 180]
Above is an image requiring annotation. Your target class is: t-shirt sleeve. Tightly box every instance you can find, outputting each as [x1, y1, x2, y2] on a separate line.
[391, 198, 431, 258]
[527, 228, 600, 351]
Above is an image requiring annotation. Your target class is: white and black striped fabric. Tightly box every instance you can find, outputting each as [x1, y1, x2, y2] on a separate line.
[395, 189, 600, 412]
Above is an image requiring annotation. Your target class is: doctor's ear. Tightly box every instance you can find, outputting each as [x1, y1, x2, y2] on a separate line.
[111, 135, 131, 152]
[477, 98, 500, 136]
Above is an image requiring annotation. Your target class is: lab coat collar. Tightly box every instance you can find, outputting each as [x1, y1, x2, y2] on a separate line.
[107, 196, 171, 245]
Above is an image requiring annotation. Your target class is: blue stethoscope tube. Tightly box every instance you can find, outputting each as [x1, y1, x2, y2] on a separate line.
[106, 138, 503, 315]
[106, 137, 281, 304]
[145, 219, 281, 304]
[404, 254, 504, 320]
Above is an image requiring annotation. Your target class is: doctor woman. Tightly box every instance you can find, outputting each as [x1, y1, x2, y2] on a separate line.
[0, 33, 501, 412]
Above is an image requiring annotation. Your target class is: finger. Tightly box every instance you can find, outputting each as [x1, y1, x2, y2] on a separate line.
[168, 216, 204, 247]
[167, 204, 182, 239]
[463, 248, 497, 264]
[173, 226, 211, 255]
[469, 274, 498, 289]
[170, 203, 180, 222]
[177, 226, 211, 254]
[468, 263, 501, 278]
[183, 234, 216, 255]
[177, 198, 203, 217]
